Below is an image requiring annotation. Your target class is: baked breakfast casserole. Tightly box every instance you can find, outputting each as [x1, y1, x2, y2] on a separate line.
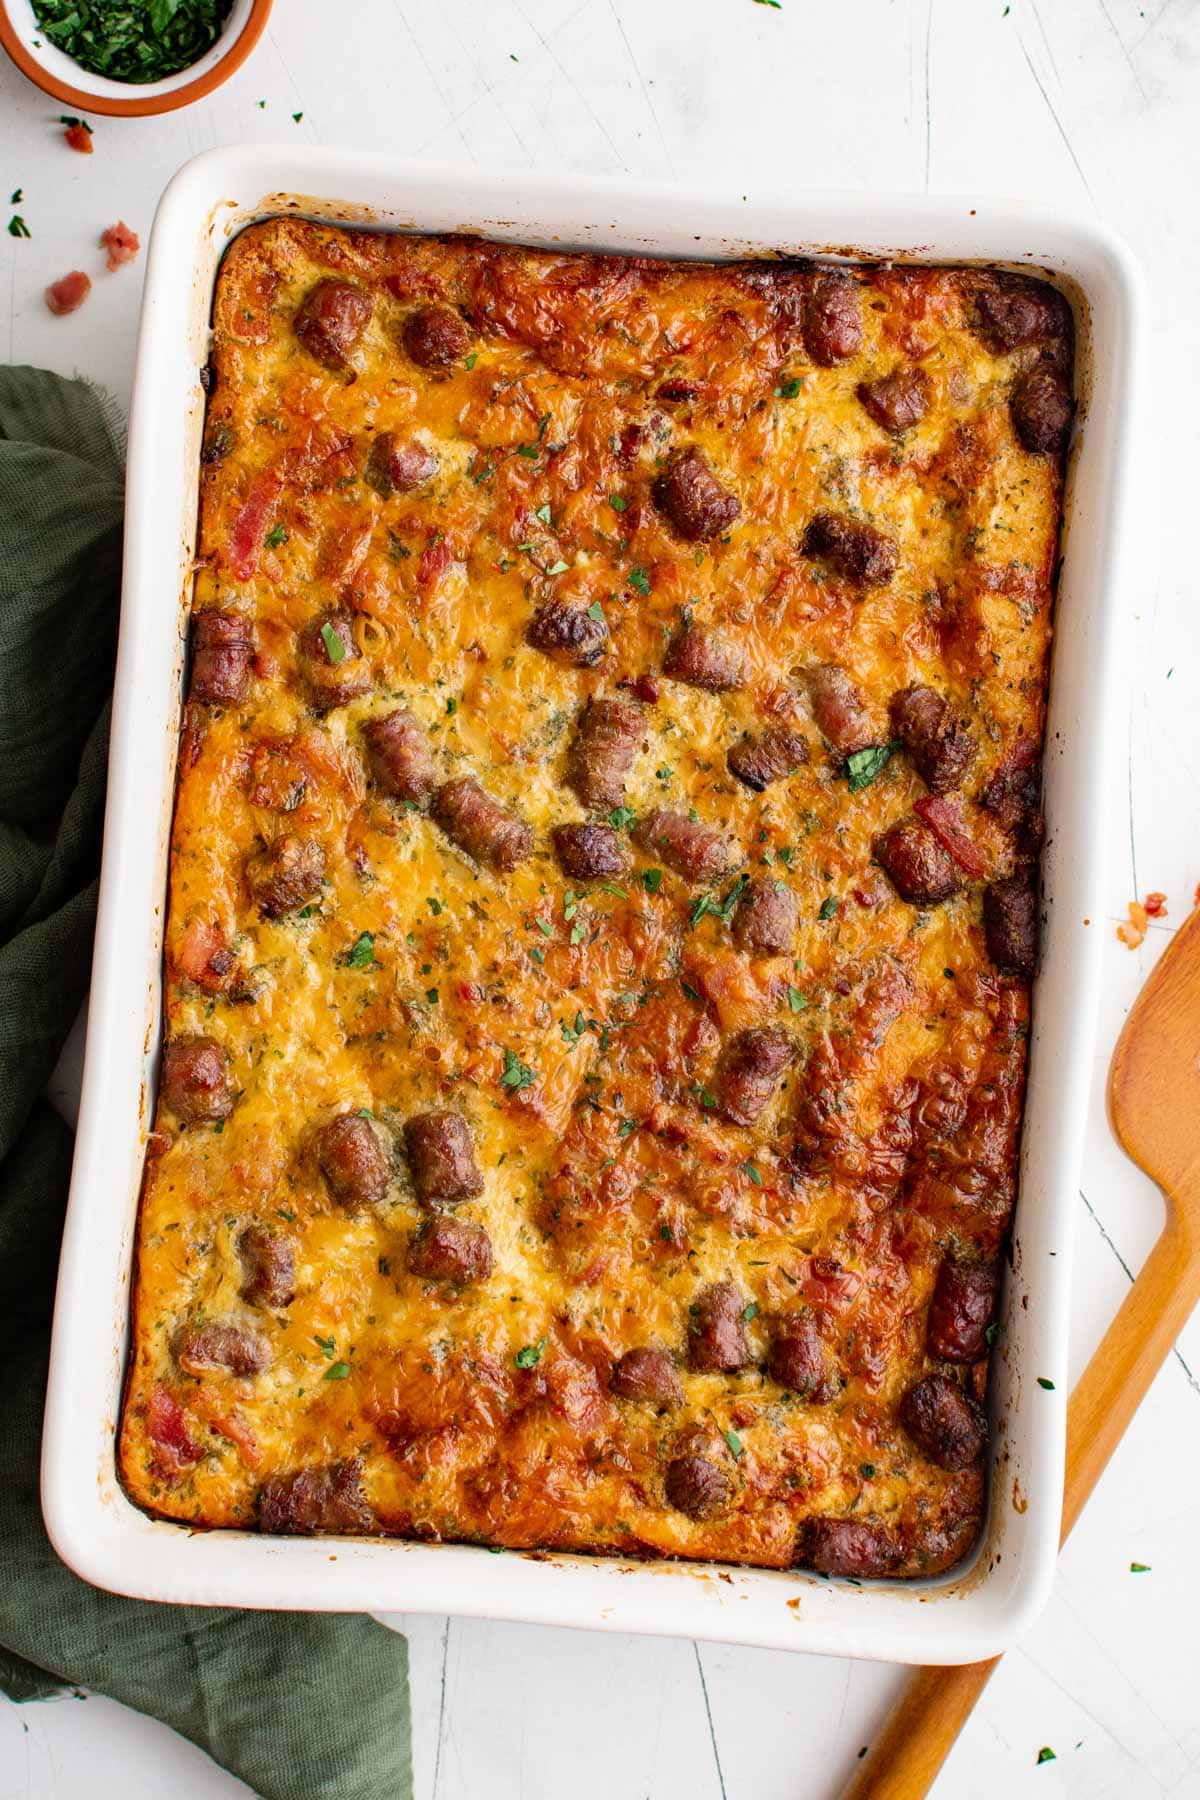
[117, 219, 1073, 1578]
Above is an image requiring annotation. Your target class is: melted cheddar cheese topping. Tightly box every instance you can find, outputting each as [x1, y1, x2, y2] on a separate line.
[118, 220, 1071, 1577]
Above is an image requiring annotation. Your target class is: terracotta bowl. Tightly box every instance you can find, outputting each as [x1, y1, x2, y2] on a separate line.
[0, 0, 274, 117]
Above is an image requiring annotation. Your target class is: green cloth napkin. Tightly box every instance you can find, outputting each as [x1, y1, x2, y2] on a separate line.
[0, 366, 412, 1800]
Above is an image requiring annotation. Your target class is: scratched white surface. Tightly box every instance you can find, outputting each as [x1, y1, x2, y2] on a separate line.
[2, 1, 1199, 1795]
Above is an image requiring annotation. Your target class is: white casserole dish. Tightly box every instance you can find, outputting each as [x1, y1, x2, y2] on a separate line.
[40, 146, 1143, 1665]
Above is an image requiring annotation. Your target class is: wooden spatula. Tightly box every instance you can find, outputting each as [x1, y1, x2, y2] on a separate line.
[844, 905, 1200, 1800]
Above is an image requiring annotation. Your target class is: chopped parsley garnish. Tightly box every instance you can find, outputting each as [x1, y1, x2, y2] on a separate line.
[445, 696, 457, 715]
[10, 190, 22, 204]
[465, 351, 477, 369]
[845, 742, 896, 792]
[723, 1428, 744, 1459]
[515, 1338, 546, 1368]
[320, 621, 346, 664]
[627, 566, 652, 595]
[32, 0, 238, 82]
[741, 1162, 762, 1185]
[313, 1334, 335, 1357]
[787, 984, 807, 1013]
[1037, 1376, 1055, 1390]
[7, 215, 31, 239]
[427, 897, 443, 916]
[608, 805, 636, 829]
[859, 1463, 877, 1479]
[344, 932, 377, 969]
[691, 872, 748, 929]
[609, 493, 628, 512]
[641, 868, 663, 893]
[561, 1012, 587, 1046]
[546, 560, 569, 576]
[774, 376, 802, 398]
[1130, 1562, 1151, 1573]
[516, 413, 551, 458]
[818, 895, 839, 921]
[617, 1118, 638, 1138]
[586, 600, 605, 621]
[534, 503, 552, 524]
[680, 980, 702, 1002]
[500, 1047, 537, 1091]
[292, 112, 303, 123]
[264, 524, 288, 548]
[1036, 1748, 1056, 1765]
[425, 987, 439, 1005]
[742, 1301, 759, 1321]
[691, 1082, 718, 1111]
[58, 114, 92, 131]
[323, 1361, 351, 1381]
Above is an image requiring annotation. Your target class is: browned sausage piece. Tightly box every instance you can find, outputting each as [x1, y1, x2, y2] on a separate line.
[807, 664, 872, 757]
[526, 599, 609, 668]
[403, 1109, 483, 1205]
[190, 610, 253, 705]
[1011, 367, 1073, 455]
[316, 1112, 391, 1211]
[983, 874, 1038, 977]
[688, 1280, 753, 1373]
[365, 432, 439, 495]
[727, 726, 809, 792]
[874, 817, 960, 906]
[238, 1225, 296, 1309]
[972, 277, 1067, 353]
[174, 1318, 271, 1377]
[900, 1373, 987, 1470]
[432, 776, 534, 872]
[402, 303, 471, 370]
[856, 365, 931, 434]
[803, 270, 863, 366]
[633, 808, 733, 884]
[246, 834, 326, 919]
[610, 1347, 683, 1408]
[769, 1315, 837, 1400]
[664, 1453, 732, 1519]
[298, 611, 372, 712]
[663, 621, 747, 691]
[294, 279, 373, 370]
[802, 512, 898, 587]
[362, 708, 436, 804]
[566, 696, 643, 812]
[715, 1026, 794, 1126]
[552, 822, 631, 882]
[980, 744, 1044, 852]
[797, 1517, 901, 1578]
[259, 1459, 376, 1535]
[889, 684, 973, 793]
[407, 1213, 493, 1286]
[652, 447, 741, 542]
[733, 878, 798, 956]
[162, 1035, 233, 1125]
[927, 1253, 999, 1363]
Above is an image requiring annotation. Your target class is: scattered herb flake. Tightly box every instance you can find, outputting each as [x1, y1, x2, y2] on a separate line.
[546, 560, 569, 576]
[57, 114, 92, 130]
[7, 215, 31, 239]
[534, 503, 552, 525]
[293, 111, 303, 123]
[860, 1462, 877, 1479]
[642, 868, 663, 893]
[264, 524, 288, 548]
[680, 979, 702, 1002]
[774, 376, 801, 398]
[515, 1338, 546, 1369]
[628, 566, 651, 595]
[586, 600, 605, 621]
[1037, 1376, 1055, 1390]
[10, 189, 22, 204]
[313, 1334, 335, 1356]
[500, 1047, 537, 1091]
[818, 896, 839, 921]
[608, 805, 636, 829]
[617, 1118, 637, 1138]
[345, 932, 377, 969]
[445, 696, 457, 715]
[320, 621, 346, 664]
[425, 987, 439, 1005]
[465, 350, 477, 369]
[741, 1162, 762, 1186]
[787, 984, 807, 1013]
[1130, 1562, 1151, 1573]
[743, 1301, 759, 1321]
[723, 1428, 744, 1459]
[609, 493, 628, 512]
[1036, 1748, 1056, 1765]
[323, 1361, 351, 1381]
[427, 896, 443, 916]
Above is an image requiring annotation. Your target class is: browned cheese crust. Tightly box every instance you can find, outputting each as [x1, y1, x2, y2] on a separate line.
[117, 223, 1072, 1578]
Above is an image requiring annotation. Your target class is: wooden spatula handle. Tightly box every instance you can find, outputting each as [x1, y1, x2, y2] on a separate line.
[843, 1209, 1200, 1800]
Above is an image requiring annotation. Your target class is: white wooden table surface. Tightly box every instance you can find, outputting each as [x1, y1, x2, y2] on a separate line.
[2, 2, 1199, 1795]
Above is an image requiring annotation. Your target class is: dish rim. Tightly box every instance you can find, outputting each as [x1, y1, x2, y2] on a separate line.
[39, 145, 1144, 1665]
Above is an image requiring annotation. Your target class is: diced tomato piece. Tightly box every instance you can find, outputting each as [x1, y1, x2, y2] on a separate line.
[416, 535, 451, 595]
[45, 271, 91, 316]
[146, 1385, 203, 1469]
[913, 793, 987, 879]
[100, 220, 139, 270]
[174, 916, 233, 991]
[64, 123, 93, 154]
[1143, 891, 1167, 918]
[228, 471, 281, 579]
